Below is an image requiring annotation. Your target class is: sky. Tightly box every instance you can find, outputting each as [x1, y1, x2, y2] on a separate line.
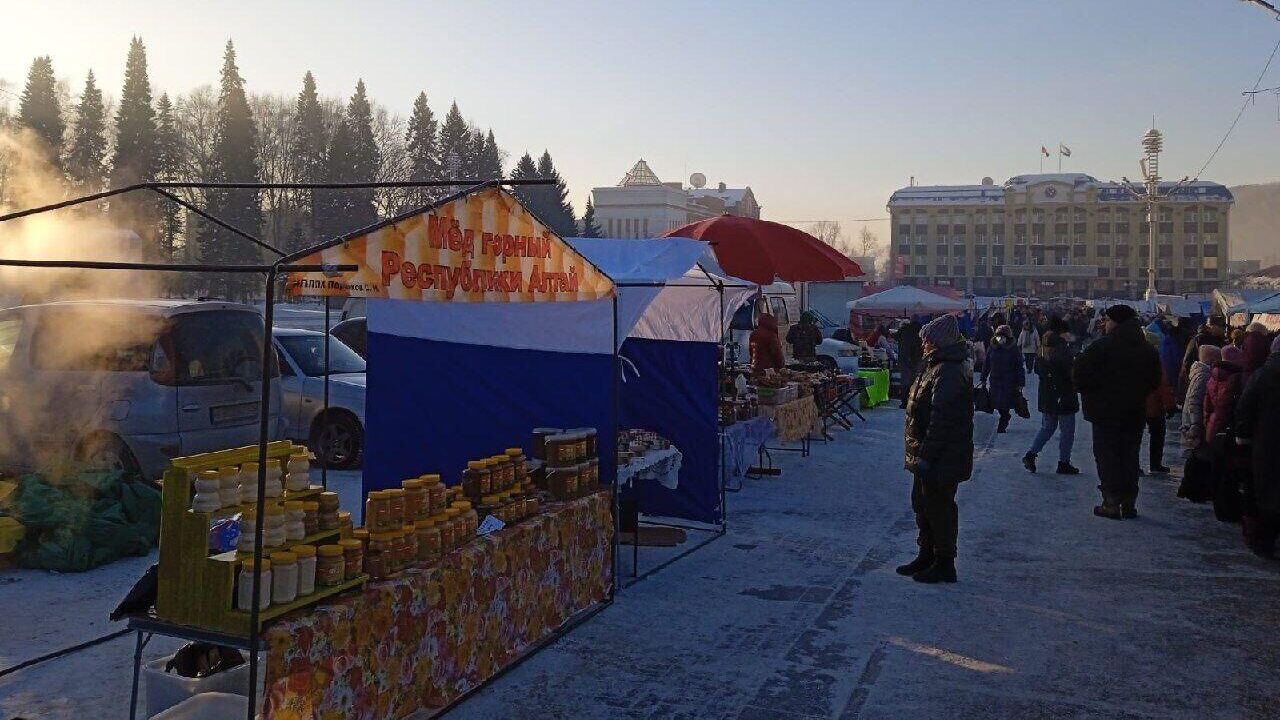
[3, 0, 1280, 247]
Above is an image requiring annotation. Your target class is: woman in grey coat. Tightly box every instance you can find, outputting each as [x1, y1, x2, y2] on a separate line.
[1178, 344, 1219, 502]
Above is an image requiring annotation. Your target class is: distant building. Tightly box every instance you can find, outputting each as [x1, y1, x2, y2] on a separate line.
[591, 159, 760, 239]
[1230, 259, 1262, 277]
[887, 173, 1233, 298]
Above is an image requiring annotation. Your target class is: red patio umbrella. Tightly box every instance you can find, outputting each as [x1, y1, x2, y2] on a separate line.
[662, 215, 863, 285]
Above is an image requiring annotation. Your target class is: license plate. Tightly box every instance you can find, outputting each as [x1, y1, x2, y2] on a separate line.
[210, 402, 260, 426]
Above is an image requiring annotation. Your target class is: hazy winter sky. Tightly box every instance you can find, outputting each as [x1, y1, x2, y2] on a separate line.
[3, 0, 1280, 243]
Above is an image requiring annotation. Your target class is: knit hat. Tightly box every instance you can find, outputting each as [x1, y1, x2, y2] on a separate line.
[921, 314, 959, 348]
[1104, 304, 1137, 324]
[1198, 344, 1221, 365]
[1221, 345, 1244, 367]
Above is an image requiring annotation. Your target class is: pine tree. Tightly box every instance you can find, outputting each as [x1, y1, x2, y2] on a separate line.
[154, 93, 183, 259]
[343, 79, 380, 228]
[536, 150, 577, 237]
[579, 197, 603, 238]
[476, 129, 502, 181]
[404, 91, 439, 207]
[316, 114, 353, 238]
[437, 101, 470, 182]
[509, 151, 539, 210]
[18, 55, 64, 169]
[65, 70, 107, 191]
[110, 37, 158, 188]
[201, 41, 262, 298]
[465, 129, 485, 180]
[293, 71, 328, 251]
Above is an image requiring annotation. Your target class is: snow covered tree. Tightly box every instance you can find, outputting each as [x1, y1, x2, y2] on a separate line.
[65, 70, 107, 191]
[437, 101, 470, 182]
[292, 71, 327, 249]
[18, 55, 64, 169]
[153, 93, 184, 260]
[404, 90, 439, 206]
[110, 37, 158, 188]
[579, 197, 602, 238]
[476, 129, 502, 181]
[200, 41, 262, 298]
[536, 150, 576, 238]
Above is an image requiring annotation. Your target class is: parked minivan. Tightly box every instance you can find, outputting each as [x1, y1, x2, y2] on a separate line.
[0, 299, 284, 481]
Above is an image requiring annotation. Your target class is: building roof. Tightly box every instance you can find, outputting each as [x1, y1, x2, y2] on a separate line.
[888, 173, 1233, 206]
[619, 159, 662, 187]
[688, 187, 750, 206]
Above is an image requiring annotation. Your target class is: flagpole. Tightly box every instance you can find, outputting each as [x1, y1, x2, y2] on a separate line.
[1040, 150, 1044, 173]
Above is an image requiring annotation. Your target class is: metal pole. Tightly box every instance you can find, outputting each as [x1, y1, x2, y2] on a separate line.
[246, 266, 279, 720]
[1146, 193, 1158, 300]
[718, 283, 727, 533]
[322, 296, 331, 489]
[610, 294, 620, 599]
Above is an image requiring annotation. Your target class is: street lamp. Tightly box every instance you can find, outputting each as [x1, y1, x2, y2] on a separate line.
[1117, 126, 1190, 301]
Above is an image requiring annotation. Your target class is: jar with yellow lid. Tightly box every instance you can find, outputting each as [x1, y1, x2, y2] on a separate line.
[262, 503, 287, 548]
[283, 501, 306, 541]
[444, 507, 464, 548]
[316, 544, 345, 586]
[237, 557, 272, 610]
[365, 491, 391, 533]
[386, 488, 406, 529]
[300, 501, 319, 535]
[291, 544, 317, 595]
[462, 460, 490, 500]
[317, 491, 341, 530]
[192, 470, 222, 513]
[436, 512, 455, 550]
[217, 466, 241, 508]
[338, 511, 353, 537]
[270, 551, 298, 604]
[338, 538, 363, 580]
[453, 500, 478, 539]
[506, 448, 527, 485]
[401, 524, 418, 566]
[365, 534, 393, 579]
[415, 518, 440, 564]
[402, 478, 427, 520]
[423, 475, 445, 515]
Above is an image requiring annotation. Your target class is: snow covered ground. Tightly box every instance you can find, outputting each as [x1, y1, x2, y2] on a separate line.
[4, 385, 1280, 718]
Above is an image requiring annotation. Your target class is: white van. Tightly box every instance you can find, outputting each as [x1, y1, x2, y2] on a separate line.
[726, 283, 800, 365]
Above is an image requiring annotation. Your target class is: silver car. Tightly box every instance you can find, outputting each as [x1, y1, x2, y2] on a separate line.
[272, 328, 366, 469]
[0, 299, 284, 481]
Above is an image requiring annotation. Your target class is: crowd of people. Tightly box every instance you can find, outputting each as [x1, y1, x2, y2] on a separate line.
[895, 300, 1280, 585]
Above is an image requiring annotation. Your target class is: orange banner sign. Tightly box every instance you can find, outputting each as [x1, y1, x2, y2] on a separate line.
[286, 186, 614, 302]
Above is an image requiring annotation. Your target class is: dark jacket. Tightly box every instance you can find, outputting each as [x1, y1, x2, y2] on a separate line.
[898, 321, 923, 366]
[1073, 319, 1161, 428]
[982, 336, 1025, 412]
[786, 321, 822, 360]
[904, 341, 974, 484]
[750, 315, 785, 372]
[1179, 328, 1224, 396]
[1035, 331, 1078, 415]
[1237, 352, 1280, 515]
[1204, 361, 1243, 440]
[1241, 330, 1270, 385]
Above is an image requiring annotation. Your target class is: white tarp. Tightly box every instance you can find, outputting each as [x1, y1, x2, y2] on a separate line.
[368, 237, 753, 353]
[848, 285, 967, 316]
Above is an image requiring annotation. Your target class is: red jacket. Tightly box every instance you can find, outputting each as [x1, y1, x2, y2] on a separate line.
[1204, 362, 1243, 440]
[750, 315, 785, 372]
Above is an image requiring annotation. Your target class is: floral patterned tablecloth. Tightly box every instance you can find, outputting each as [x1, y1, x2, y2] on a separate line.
[262, 490, 613, 719]
[758, 396, 819, 443]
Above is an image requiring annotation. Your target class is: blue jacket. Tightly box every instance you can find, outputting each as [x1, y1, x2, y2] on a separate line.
[983, 337, 1025, 411]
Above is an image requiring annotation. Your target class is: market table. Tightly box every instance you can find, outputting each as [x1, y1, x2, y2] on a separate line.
[857, 368, 890, 408]
[758, 396, 820, 444]
[617, 447, 683, 490]
[262, 490, 613, 719]
[721, 417, 775, 490]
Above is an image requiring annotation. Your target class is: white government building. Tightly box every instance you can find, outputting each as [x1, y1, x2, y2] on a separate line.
[591, 160, 760, 239]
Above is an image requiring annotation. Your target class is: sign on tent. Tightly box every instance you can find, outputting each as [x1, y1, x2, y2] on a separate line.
[286, 186, 615, 302]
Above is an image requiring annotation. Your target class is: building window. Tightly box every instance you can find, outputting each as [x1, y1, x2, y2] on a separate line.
[1098, 267, 1111, 278]
[1073, 222, 1087, 234]
[898, 224, 911, 235]
[1115, 267, 1130, 278]
[1115, 222, 1130, 234]
[1097, 245, 1111, 257]
[898, 244, 911, 255]
[1183, 268, 1199, 279]
[937, 246, 949, 257]
[1073, 245, 1087, 257]
[954, 245, 967, 257]
[953, 266, 965, 276]
[1158, 268, 1173, 278]
[1054, 222, 1069, 235]
[1203, 222, 1219, 234]
[1183, 244, 1198, 258]
[935, 265, 948, 275]
[952, 225, 966, 235]
[915, 244, 927, 255]
[1183, 223, 1198, 234]
[914, 224, 928, 236]
[1159, 244, 1173, 258]
[1203, 244, 1218, 257]
[915, 265, 927, 275]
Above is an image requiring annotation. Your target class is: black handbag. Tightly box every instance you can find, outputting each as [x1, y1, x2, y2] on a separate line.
[1014, 391, 1031, 419]
[974, 385, 994, 414]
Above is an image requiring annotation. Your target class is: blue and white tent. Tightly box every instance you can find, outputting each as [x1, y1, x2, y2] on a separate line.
[363, 237, 754, 524]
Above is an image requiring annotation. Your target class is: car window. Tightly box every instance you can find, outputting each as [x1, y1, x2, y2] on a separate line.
[277, 334, 366, 376]
[168, 310, 275, 386]
[729, 302, 755, 331]
[0, 316, 21, 372]
[29, 309, 159, 372]
[275, 346, 295, 377]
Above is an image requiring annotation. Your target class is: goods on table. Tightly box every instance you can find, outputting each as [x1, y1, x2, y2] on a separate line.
[316, 544, 344, 586]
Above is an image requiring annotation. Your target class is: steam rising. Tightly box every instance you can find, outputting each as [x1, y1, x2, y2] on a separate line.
[0, 127, 158, 305]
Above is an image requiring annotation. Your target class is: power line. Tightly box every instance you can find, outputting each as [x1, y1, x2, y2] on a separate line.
[1241, 0, 1280, 20]
[1194, 33, 1280, 178]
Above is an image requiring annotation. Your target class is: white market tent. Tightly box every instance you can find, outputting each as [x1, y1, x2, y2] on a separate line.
[848, 285, 967, 317]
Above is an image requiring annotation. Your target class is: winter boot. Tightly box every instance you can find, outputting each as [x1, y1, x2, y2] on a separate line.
[1056, 462, 1081, 475]
[896, 548, 935, 576]
[1022, 452, 1037, 473]
[1121, 504, 1138, 519]
[912, 557, 957, 584]
[997, 415, 1010, 433]
[1093, 503, 1124, 520]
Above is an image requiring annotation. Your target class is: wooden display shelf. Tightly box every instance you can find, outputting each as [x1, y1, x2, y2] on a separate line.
[225, 574, 368, 632]
[233, 527, 341, 556]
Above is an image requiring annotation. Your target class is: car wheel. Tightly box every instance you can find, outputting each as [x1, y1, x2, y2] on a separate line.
[312, 412, 363, 470]
[79, 434, 144, 480]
